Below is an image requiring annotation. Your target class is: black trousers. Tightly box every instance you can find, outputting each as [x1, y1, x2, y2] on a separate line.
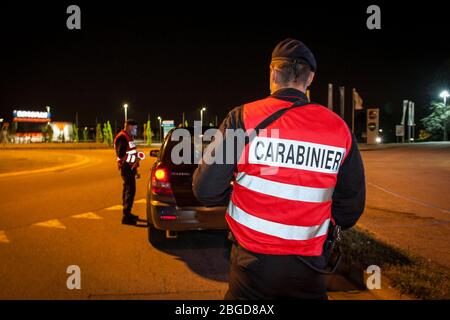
[121, 166, 136, 215]
[225, 243, 328, 300]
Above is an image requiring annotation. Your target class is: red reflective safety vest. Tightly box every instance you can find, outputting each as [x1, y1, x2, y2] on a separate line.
[114, 130, 138, 165]
[226, 96, 353, 256]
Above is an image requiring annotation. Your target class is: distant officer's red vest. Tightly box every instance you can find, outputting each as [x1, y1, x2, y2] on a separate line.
[114, 130, 137, 165]
[226, 96, 353, 256]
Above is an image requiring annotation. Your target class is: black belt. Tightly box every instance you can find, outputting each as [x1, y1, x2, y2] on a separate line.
[227, 226, 342, 275]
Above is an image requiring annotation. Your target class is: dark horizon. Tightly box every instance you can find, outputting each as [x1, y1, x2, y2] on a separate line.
[1, 2, 449, 138]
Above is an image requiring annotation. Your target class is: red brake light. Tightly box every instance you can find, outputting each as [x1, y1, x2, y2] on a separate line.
[151, 166, 173, 195]
[154, 168, 167, 182]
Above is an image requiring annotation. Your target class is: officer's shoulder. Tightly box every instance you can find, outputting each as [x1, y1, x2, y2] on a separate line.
[227, 105, 243, 115]
[223, 105, 245, 130]
[243, 96, 274, 110]
[308, 103, 350, 129]
[115, 133, 127, 142]
[116, 132, 126, 138]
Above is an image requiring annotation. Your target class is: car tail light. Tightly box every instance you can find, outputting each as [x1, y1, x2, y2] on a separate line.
[151, 165, 173, 195]
[160, 215, 177, 221]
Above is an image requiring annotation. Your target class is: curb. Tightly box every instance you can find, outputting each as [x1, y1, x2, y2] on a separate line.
[358, 144, 399, 152]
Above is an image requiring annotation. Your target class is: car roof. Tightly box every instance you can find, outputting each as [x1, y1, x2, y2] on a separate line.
[168, 126, 218, 135]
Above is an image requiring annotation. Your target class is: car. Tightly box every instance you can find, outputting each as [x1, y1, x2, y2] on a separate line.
[146, 127, 228, 244]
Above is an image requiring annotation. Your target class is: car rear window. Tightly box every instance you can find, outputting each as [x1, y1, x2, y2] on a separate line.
[162, 128, 217, 165]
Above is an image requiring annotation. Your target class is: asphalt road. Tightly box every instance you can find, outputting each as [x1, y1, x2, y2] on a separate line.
[1, 143, 448, 299]
[0, 148, 231, 299]
[359, 142, 450, 269]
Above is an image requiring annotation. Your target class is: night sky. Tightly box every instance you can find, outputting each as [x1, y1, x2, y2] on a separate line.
[1, 2, 449, 140]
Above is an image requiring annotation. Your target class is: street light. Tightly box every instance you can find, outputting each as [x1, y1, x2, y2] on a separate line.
[440, 90, 449, 141]
[157, 116, 162, 142]
[200, 107, 206, 128]
[123, 104, 128, 123]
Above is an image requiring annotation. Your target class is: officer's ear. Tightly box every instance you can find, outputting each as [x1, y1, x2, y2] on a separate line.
[271, 67, 283, 85]
[269, 66, 278, 94]
[306, 71, 315, 88]
[270, 66, 275, 83]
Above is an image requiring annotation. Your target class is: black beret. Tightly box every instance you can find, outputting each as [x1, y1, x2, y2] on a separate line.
[126, 119, 138, 126]
[271, 38, 317, 71]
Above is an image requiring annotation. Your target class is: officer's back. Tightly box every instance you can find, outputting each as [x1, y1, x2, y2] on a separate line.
[193, 38, 365, 300]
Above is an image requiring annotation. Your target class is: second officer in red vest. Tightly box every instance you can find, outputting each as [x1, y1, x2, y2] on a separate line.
[114, 119, 141, 225]
[193, 38, 366, 299]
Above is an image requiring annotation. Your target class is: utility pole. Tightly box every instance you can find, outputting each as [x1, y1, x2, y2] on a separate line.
[401, 100, 408, 143]
[407, 101, 414, 143]
[327, 83, 333, 111]
[158, 116, 162, 142]
[339, 86, 345, 120]
[200, 107, 206, 128]
[440, 90, 449, 141]
[123, 104, 128, 123]
[351, 88, 355, 133]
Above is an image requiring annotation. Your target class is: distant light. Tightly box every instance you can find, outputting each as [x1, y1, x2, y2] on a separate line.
[157, 116, 161, 120]
[0, 118, 3, 122]
[123, 104, 128, 109]
[14, 110, 49, 119]
[440, 90, 450, 99]
[378, 129, 383, 133]
[410, 138, 414, 142]
[201, 107, 206, 111]
[375, 137, 382, 143]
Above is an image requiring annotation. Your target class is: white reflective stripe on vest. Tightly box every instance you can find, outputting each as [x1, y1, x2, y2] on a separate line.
[227, 201, 330, 241]
[235, 172, 334, 203]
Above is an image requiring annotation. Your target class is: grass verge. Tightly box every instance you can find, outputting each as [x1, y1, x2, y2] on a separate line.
[340, 226, 449, 299]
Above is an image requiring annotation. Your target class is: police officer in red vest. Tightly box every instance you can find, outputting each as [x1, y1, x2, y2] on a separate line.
[114, 119, 140, 225]
[193, 38, 366, 299]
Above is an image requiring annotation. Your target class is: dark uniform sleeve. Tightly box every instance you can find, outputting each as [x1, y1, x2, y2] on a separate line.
[192, 106, 245, 206]
[115, 135, 128, 160]
[331, 134, 366, 230]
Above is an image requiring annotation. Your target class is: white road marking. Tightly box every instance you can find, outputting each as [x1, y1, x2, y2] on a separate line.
[367, 182, 450, 214]
[71, 212, 102, 220]
[32, 219, 66, 229]
[106, 205, 123, 211]
[0, 154, 91, 179]
[0, 231, 10, 243]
